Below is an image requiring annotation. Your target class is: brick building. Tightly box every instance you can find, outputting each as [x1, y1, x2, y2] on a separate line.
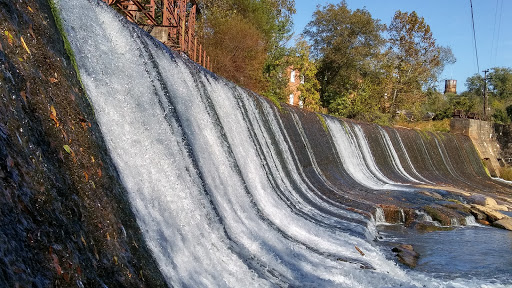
[286, 66, 304, 108]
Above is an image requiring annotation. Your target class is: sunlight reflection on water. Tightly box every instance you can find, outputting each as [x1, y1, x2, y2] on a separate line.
[378, 225, 512, 284]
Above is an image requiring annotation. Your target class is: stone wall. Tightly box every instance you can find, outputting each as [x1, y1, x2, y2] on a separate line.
[450, 119, 503, 177]
[494, 123, 512, 165]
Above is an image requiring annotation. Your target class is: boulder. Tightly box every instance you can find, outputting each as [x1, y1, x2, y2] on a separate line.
[377, 205, 411, 224]
[469, 194, 508, 211]
[419, 191, 443, 200]
[492, 218, 512, 231]
[423, 205, 465, 226]
[470, 205, 507, 222]
[470, 194, 498, 206]
[392, 244, 420, 268]
[410, 221, 454, 232]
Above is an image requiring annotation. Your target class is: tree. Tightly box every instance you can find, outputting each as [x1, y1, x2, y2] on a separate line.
[387, 11, 455, 115]
[303, 1, 386, 114]
[463, 68, 512, 120]
[197, 0, 295, 93]
[465, 73, 485, 96]
[488, 67, 512, 100]
[201, 13, 267, 92]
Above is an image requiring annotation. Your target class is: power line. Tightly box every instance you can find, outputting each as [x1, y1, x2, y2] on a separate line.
[493, 0, 504, 66]
[469, 0, 480, 73]
[490, 0, 499, 65]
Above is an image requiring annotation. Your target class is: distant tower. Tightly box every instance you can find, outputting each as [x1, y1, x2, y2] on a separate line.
[444, 79, 457, 94]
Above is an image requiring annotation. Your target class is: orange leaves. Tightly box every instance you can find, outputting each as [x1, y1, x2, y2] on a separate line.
[49, 247, 62, 276]
[49, 77, 58, 83]
[49, 246, 81, 283]
[50, 105, 59, 127]
[20, 36, 30, 54]
[20, 91, 27, 104]
[79, 117, 91, 130]
[4, 31, 14, 46]
[4, 31, 31, 56]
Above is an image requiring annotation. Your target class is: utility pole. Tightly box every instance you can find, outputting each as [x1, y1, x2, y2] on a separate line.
[483, 69, 489, 119]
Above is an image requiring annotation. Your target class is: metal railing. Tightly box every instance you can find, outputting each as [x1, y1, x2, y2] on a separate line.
[102, 0, 211, 71]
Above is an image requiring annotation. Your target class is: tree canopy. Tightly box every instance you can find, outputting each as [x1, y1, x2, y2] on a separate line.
[303, 1, 386, 117]
[196, 1, 494, 125]
[197, 0, 295, 93]
[387, 10, 455, 115]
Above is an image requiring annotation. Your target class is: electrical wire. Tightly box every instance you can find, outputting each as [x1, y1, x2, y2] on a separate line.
[469, 0, 480, 73]
[490, 0, 499, 65]
[493, 0, 504, 66]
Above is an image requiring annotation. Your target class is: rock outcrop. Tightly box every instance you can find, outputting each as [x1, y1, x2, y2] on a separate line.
[492, 218, 512, 230]
[392, 244, 420, 268]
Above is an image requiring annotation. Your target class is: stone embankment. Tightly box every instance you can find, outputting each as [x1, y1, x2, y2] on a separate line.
[377, 193, 512, 232]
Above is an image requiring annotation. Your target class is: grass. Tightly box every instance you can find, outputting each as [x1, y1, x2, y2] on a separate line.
[394, 118, 451, 133]
[499, 166, 512, 181]
[316, 113, 328, 132]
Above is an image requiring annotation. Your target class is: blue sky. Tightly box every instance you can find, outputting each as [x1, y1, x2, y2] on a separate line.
[292, 0, 512, 92]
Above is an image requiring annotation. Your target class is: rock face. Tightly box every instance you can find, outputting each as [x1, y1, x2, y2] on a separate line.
[392, 244, 420, 268]
[469, 194, 509, 211]
[492, 218, 512, 231]
[470, 205, 507, 222]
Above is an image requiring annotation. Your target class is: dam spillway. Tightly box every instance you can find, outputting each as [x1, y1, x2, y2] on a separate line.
[53, 0, 512, 286]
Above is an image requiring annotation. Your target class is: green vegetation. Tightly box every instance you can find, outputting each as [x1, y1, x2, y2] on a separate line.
[115, 0, 512, 131]
[48, 0, 93, 108]
[197, 0, 295, 94]
[499, 167, 512, 181]
[395, 119, 450, 133]
[316, 113, 328, 133]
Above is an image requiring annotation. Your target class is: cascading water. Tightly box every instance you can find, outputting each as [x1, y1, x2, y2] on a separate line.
[377, 126, 426, 184]
[54, 0, 511, 287]
[375, 207, 387, 225]
[324, 116, 406, 191]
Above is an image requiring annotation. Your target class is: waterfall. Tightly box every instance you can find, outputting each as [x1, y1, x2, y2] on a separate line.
[375, 207, 387, 225]
[324, 117, 407, 190]
[53, 0, 506, 286]
[377, 126, 424, 183]
[465, 215, 479, 226]
[390, 129, 433, 184]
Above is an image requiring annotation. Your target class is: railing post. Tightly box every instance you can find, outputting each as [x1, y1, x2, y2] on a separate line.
[194, 37, 197, 62]
[149, 0, 156, 19]
[188, 5, 196, 58]
[198, 44, 202, 66]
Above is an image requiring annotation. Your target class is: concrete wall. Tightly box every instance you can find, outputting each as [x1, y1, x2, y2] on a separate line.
[494, 123, 512, 165]
[450, 119, 503, 177]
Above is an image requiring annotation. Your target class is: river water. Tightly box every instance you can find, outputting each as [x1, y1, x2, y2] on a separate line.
[377, 224, 512, 285]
